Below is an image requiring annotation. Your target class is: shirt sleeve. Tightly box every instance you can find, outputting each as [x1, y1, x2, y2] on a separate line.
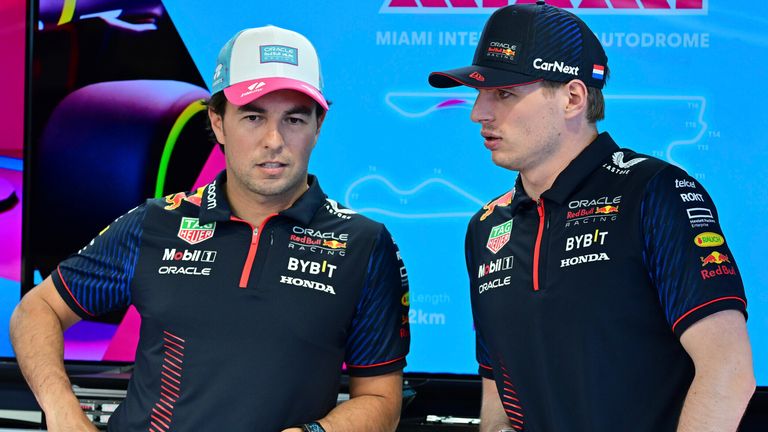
[345, 226, 410, 377]
[51, 204, 146, 319]
[641, 165, 747, 338]
[466, 222, 495, 379]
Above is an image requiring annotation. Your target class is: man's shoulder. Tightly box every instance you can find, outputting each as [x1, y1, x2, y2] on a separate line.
[468, 188, 516, 227]
[596, 147, 695, 190]
[313, 196, 387, 236]
[150, 185, 209, 213]
[600, 147, 669, 176]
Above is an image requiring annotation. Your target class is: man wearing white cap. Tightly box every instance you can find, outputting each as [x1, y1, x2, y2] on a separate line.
[11, 26, 410, 432]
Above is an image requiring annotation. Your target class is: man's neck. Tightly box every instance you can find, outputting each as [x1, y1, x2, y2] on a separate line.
[521, 129, 598, 201]
[224, 175, 308, 227]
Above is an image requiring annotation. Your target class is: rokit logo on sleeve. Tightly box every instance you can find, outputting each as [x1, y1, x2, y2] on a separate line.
[680, 192, 704, 203]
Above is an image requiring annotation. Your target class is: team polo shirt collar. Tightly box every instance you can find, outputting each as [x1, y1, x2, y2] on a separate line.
[198, 170, 327, 225]
[541, 132, 620, 205]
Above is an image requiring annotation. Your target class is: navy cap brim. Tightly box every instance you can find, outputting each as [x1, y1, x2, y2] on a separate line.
[429, 65, 541, 89]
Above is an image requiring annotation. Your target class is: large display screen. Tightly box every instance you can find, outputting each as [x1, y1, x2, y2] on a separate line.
[0, 0, 26, 360]
[7, 0, 768, 384]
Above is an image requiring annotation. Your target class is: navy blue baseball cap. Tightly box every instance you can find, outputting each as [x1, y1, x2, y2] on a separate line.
[429, 1, 608, 89]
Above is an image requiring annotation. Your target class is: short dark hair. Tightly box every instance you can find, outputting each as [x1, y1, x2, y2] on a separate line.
[203, 91, 329, 149]
[540, 65, 610, 123]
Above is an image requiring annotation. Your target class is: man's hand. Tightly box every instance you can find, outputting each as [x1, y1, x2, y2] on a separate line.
[285, 371, 402, 432]
[10, 277, 95, 431]
[479, 377, 513, 432]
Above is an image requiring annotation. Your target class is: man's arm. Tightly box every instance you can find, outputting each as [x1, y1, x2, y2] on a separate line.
[677, 309, 755, 432]
[9, 276, 98, 432]
[480, 377, 514, 432]
[282, 371, 402, 432]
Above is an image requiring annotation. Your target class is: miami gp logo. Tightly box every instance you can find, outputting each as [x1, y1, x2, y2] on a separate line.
[380, 0, 707, 15]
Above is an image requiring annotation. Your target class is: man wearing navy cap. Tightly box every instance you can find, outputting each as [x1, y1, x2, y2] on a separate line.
[11, 26, 409, 432]
[430, 2, 754, 431]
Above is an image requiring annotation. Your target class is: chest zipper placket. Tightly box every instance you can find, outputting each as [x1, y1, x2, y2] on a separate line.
[533, 199, 545, 292]
[232, 214, 276, 289]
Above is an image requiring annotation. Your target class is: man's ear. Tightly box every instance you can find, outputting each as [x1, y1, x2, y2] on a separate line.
[208, 107, 226, 145]
[564, 79, 589, 121]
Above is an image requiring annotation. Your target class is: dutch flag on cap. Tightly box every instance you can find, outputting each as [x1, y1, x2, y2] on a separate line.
[592, 64, 605, 80]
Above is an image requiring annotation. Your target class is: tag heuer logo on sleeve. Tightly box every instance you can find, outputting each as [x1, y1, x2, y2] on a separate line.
[486, 220, 513, 254]
[178, 217, 216, 245]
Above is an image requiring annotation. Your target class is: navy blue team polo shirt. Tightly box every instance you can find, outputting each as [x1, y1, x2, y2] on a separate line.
[52, 171, 410, 431]
[466, 133, 747, 431]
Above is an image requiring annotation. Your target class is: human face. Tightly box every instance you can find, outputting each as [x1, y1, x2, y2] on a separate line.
[470, 82, 566, 174]
[209, 90, 324, 203]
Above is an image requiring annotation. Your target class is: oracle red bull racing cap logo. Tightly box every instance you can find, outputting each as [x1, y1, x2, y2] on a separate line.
[380, 0, 707, 15]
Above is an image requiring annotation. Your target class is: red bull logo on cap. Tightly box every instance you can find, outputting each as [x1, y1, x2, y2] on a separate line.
[380, 0, 707, 15]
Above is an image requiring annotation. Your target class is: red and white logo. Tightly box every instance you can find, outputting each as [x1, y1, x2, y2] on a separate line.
[380, 0, 707, 15]
[469, 71, 486, 82]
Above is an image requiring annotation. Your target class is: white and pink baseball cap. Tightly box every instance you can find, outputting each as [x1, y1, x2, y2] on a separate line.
[211, 25, 328, 110]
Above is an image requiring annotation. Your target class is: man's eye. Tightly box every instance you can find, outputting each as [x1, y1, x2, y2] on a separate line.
[245, 115, 261, 121]
[286, 117, 306, 125]
[498, 89, 514, 99]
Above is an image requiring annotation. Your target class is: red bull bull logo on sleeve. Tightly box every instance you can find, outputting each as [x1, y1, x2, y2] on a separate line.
[700, 251, 730, 266]
[380, 0, 707, 15]
[699, 251, 736, 279]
